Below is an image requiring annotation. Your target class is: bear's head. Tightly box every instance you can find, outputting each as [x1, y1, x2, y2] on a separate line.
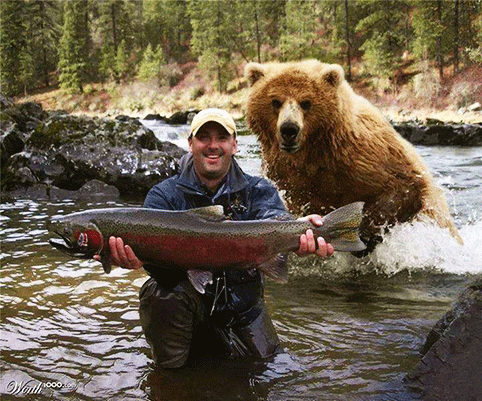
[245, 60, 346, 154]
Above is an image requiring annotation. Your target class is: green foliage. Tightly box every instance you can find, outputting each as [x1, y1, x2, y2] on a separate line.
[0, 0, 28, 96]
[115, 40, 130, 81]
[357, 0, 410, 79]
[1, 0, 481, 97]
[188, 0, 237, 92]
[26, 0, 60, 88]
[411, 0, 445, 61]
[279, 0, 319, 61]
[143, 0, 192, 61]
[58, 0, 91, 93]
[466, 14, 482, 63]
[137, 44, 166, 85]
[99, 42, 116, 82]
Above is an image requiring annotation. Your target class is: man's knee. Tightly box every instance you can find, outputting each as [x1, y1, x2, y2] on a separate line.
[139, 278, 203, 368]
[236, 304, 280, 358]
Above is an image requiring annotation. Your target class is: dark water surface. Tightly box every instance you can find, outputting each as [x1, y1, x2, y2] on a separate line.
[1, 127, 481, 400]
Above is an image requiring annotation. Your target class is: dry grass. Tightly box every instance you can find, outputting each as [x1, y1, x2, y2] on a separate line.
[19, 63, 482, 123]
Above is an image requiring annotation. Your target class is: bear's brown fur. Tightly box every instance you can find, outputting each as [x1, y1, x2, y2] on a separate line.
[245, 60, 462, 251]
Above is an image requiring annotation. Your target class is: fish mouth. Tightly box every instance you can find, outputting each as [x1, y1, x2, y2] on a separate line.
[48, 232, 90, 258]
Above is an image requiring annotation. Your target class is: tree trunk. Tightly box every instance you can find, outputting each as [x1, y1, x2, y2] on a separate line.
[453, 0, 459, 73]
[437, 0, 444, 79]
[111, 3, 117, 51]
[255, 7, 261, 63]
[344, 0, 351, 81]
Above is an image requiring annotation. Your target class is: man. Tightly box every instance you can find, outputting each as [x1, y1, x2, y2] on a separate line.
[96, 108, 334, 368]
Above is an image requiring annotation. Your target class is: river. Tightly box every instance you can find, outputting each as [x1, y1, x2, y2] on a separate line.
[1, 121, 481, 400]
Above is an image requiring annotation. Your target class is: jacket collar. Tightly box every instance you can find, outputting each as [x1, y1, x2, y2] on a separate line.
[176, 153, 249, 198]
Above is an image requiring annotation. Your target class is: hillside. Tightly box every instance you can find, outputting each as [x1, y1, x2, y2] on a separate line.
[18, 62, 482, 124]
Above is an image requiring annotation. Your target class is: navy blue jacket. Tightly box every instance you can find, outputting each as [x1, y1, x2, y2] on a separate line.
[142, 153, 291, 319]
[144, 154, 291, 221]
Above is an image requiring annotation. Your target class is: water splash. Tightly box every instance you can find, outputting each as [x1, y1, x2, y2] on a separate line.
[370, 219, 482, 275]
[289, 219, 482, 279]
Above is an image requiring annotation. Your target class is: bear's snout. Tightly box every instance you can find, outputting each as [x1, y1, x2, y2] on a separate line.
[280, 122, 300, 140]
[279, 122, 301, 153]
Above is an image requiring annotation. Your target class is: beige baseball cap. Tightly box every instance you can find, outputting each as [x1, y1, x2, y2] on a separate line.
[189, 108, 236, 138]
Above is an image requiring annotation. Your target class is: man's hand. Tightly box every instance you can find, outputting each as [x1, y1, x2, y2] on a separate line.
[93, 236, 144, 270]
[295, 215, 334, 258]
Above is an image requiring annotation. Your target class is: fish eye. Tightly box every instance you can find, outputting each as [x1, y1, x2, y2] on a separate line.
[300, 100, 311, 111]
[78, 232, 88, 248]
[271, 99, 282, 110]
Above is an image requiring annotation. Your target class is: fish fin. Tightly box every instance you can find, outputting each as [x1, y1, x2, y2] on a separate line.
[259, 253, 289, 284]
[320, 202, 367, 252]
[99, 250, 112, 274]
[188, 270, 213, 294]
[186, 205, 227, 222]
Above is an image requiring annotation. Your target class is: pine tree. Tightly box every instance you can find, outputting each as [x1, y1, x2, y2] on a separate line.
[412, 0, 451, 79]
[58, 0, 91, 93]
[99, 42, 116, 82]
[25, 0, 60, 89]
[143, 0, 191, 62]
[0, 0, 28, 96]
[356, 0, 411, 80]
[232, 0, 287, 63]
[189, 0, 236, 92]
[279, 0, 319, 61]
[115, 39, 129, 81]
[137, 44, 166, 85]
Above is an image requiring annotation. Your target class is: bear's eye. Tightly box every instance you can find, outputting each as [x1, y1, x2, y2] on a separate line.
[300, 100, 311, 111]
[271, 99, 282, 110]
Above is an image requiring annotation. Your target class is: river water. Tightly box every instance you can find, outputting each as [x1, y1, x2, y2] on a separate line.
[1, 121, 481, 400]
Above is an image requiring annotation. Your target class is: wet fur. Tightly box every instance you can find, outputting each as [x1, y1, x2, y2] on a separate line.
[245, 60, 462, 251]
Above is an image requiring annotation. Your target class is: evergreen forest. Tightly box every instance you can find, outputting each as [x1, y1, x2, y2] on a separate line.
[1, 0, 481, 99]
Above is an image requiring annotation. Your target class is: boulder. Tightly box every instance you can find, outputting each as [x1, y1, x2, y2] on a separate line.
[393, 122, 482, 146]
[143, 113, 166, 122]
[1, 102, 187, 200]
[467, 102, 481, 112]
[406, 279, 482, 400]
[167, 109, 199, 125]
[5, 180, 120, 202]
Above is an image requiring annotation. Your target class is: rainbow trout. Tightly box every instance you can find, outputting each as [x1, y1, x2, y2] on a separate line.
[47, 202, 365, 291]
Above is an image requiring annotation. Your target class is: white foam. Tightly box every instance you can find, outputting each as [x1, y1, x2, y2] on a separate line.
[370, 219, 482, 275]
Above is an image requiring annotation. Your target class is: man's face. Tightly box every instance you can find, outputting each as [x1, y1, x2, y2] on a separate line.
[188, 121, 238, 183]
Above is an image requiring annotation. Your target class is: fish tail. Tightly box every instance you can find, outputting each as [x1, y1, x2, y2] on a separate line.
[319, 202, 367, 252]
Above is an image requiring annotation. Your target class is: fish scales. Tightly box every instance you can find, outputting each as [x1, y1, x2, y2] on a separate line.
[47, 202, 366, 280]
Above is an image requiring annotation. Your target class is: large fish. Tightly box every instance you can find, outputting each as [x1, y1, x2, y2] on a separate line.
[47, 202, 365, 291]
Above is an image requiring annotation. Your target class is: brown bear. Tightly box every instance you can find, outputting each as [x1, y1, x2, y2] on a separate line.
[244, 59, 462, 252]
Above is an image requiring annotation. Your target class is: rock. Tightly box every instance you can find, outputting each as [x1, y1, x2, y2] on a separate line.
[3, 180, 120, 201]
[393, 122, 482, 146]
[406, 280, 482, 400]
[425, 118, 445, 126]
[167, 109, 199, 125]
[1, 101, 187, 200]
[467, 102, 481, 112]
[144, 113, 166, 122]
[76, 179, 120, 201]
[0, 122, 26, 165]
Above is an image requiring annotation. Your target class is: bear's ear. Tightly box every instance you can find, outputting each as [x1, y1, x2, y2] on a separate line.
[322, 64, 344, 87]
[245, 63, 267, 86]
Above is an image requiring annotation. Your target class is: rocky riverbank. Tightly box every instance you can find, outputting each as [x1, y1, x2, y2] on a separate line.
[1, 99, 186, 202]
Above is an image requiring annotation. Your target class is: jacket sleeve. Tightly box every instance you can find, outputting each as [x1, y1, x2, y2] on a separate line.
[143, 181, 177, 210]
[248, 177, 293, 221]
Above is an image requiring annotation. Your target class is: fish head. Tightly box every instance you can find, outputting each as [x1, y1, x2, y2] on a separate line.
[47, 216, 104, 259]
